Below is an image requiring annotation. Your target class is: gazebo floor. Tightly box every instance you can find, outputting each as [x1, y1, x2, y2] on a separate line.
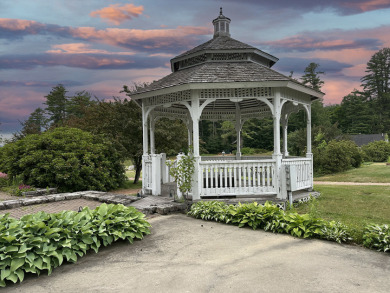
[192, 190, 320, 209]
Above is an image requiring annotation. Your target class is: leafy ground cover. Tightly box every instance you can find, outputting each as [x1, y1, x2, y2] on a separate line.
[294, 185, 390, 242]
[188, 201, 390, 253]
[0, 203, 151, 287]
[315, 162, 390, 183]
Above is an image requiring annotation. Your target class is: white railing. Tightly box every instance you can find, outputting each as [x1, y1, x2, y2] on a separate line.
[143, 155, 153, 191]
[282, 157, 312, 190]
[241, 156, 272, 160]
[201, 156, 235, 161]
[199, 160, 276, 197]
[201, 156, 272, 161]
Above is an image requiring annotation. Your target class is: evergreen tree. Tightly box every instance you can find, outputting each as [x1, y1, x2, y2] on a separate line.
[301, 62, 325, 91]
[18, 108, 47, 137]
[361, 48, 390, 133]
[44, 84, 68, 126]
[361, 48, 390, 99]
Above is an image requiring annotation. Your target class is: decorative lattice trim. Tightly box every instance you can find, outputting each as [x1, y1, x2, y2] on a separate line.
[143, 90, 192, 107]
[280, 88, 310, 105]
[200, 87, 272, 99]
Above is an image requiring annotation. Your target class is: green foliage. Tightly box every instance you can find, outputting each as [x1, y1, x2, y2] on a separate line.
[363, 224, 390, 252]
[0, 127, 126, 192]
[44, 84, 68, 126]
[335, 92, 378, 134]
[188, 201, 352, 244]
[0, 203, 151, 287]
[362, 140, 390, 162]
[300, 62, 324, 91]
[0, 172, 9, 188]
[166, 149, 195, 198]
[314, 140, 363, 174]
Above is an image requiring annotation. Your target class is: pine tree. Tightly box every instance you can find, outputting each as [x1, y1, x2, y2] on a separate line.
[301, 62, 325, 91]
[44, 84, 68, 126]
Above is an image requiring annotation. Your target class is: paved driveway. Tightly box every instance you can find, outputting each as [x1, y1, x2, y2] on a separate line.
[5, 214, 390, 293]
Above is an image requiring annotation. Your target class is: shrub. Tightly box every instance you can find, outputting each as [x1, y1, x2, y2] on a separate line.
[188, 201, 352, 243]
[314, 140, 363, 174]
[0, 172, 9, 188]
[0, 204, 151, 287]
[362, 140, 390, 162]
[363, 224, 390, 252]
[0, 127, 126, 192]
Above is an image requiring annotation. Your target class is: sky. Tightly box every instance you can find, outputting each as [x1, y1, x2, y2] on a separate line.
[1, 0, 390, 136]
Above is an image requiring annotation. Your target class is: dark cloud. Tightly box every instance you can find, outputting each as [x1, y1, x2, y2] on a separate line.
[223, 0, 390, 15]
[260, 34, 383, 53]
[0, 53, 167, 70]
[0, 19, 211, 54]
[273, 57, 354, 76]
[0, 80, 83, 87]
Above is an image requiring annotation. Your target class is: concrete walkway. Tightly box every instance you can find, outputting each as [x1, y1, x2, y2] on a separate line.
[4, 214, 390, 293]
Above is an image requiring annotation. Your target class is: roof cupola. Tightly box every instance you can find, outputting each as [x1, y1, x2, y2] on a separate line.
[212, 7, 231, 38]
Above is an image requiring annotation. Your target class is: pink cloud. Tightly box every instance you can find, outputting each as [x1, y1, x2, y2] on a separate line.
[90, 4, 144, 25]
[0, 18, 40, 30]
[343, 0, 390, 12]
[46, 43, 135, 55]
[0, 18, 212, 52]
[322, 78, 362, 104]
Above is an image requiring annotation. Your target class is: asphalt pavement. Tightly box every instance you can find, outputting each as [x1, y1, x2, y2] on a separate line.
[4, 214, 390, 293]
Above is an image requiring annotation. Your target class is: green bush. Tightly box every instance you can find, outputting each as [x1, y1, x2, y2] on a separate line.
[363, 224, 390, 252]
[188, 201, 352, 243]
[0, 127, 126, 192]
[314, 140, 363, 174]
[0, 172, 9, 188]
[0, 204, 151, 287]
[362, 140, 390, 162]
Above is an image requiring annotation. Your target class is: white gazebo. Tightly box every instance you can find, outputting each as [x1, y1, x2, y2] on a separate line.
[132, 9, 324, 201]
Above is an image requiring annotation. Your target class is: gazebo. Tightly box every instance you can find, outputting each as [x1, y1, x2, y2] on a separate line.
[132, 8, 324, 201]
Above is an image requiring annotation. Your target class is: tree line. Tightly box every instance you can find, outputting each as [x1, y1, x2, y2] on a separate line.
[3, 47, 390, 179]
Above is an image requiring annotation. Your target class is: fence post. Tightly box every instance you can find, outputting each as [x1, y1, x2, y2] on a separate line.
[151, 154, 161, 195]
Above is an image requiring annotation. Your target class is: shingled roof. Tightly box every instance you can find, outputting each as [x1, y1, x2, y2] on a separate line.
[134, 61, 292, 94]
[174, 36, 270, 58]
[132, 9, 323, 98]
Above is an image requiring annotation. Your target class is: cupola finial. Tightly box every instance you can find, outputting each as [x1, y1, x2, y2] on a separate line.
[213, 7, 231, 38]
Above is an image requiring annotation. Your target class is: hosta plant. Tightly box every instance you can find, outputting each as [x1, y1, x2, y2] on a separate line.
[363, 224, 390, 252]
[188, 201, 352, 244]
[0, 204, 151, 287]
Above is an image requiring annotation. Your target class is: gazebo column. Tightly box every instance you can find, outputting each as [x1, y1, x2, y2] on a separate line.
[281, 114, 289, 157]
[149, 114, 155, 154]
[272, 89, 283, 198]
[142, 104, 149, 155]
[190, 93, 201, 200]
[235, 103, 242, 160]
[305, 104, 313, 190]
[187, 119, 193, 147]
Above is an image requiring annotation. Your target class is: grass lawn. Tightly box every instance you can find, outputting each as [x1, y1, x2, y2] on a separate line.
[315, 162, 390, 183]
[294, 184, 390, 242]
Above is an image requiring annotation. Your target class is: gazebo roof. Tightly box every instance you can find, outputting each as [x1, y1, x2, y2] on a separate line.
[134, 61, 291, 94]
[131, 9, 324, 100]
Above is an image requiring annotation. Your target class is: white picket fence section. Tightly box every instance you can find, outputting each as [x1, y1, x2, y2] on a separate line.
[199, 159, 276, 197]
[282, 158, 312, 190]
[142, 155, 153, 192]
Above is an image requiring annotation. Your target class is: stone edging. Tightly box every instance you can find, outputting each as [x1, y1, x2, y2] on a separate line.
[0, 191, 140, 210]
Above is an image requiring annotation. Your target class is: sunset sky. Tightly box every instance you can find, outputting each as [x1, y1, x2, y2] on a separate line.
[1, 0, 390, 136]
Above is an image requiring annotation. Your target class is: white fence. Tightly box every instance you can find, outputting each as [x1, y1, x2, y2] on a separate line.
[199, 159, 276, 197]
[142, 155, 153, 192]
[282, 158, 312, 190]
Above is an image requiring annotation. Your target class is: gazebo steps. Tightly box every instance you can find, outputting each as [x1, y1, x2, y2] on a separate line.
[194, 190, 320, 208]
